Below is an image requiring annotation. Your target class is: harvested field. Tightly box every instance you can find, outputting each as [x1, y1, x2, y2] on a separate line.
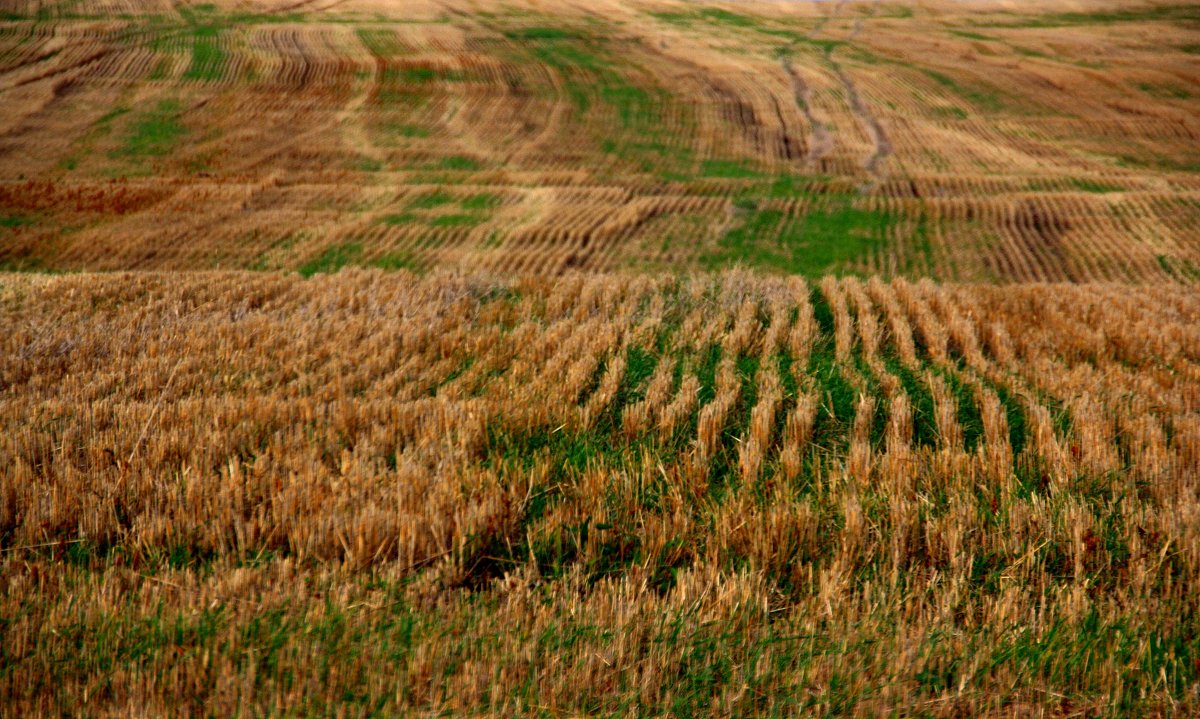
[2, 0, 1200, 715]
[2, 270, 1200, 715]
[0, 0, 1197, 279]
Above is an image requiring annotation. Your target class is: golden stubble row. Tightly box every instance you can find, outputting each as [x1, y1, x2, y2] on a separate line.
[3, 269, 1197, 565]
[2, 268, 1200, 714]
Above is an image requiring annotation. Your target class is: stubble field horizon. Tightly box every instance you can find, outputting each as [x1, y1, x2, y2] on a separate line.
[1, 0, 1198, 715]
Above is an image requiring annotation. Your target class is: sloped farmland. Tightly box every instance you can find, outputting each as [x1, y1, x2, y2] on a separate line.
[3, 0, 1200, 715]
[0, 0, 1197, 279]
[3, 270, 1199, 714]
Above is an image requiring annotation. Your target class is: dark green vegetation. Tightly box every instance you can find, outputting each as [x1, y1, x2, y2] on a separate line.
[984, 4, 1200, 28]
[703, 191, 918, 277]
[297, 242, 363, 276]
[0, 214, 34, 228]
[919, 68, 1008, 112]
[650, 7, 760, 29]
[368, 191, 501, 237]
[182, 25, 224, 81]
[111, 100, 186, 160]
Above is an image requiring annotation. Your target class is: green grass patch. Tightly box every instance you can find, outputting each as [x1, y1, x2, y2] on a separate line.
[884, 358, 939, 449]
[619, 346, 658, 405]
[765, 174, 827, 199]
[651, 8, 759, 29]
[500, 25, 690, 168]
[932, 106, 969, 120]
[1067, 178, 1124, 193]
[990, 5, 1200, 28]
[853, 357, 890, 449]
[808, 349, 857, 452]
[112, 100, 185, 159]
[771, 34, 846, 54]
[407, 191, 454, 210]
[297, 242, 362, 277]
[808, 281, 835, 338]
[1135, 82, 1190, 100]
[920, 68, 1006, 112]
[649, 11, 695, 25]
[437, 156, 482, 171]
[381, 193, 498, 228]
[1116, 152, 1200, 174]
[381, 65, 465, 84]
[988, 380, 1029, 456]
[506, 26, 667, 132]
[700, 159, 764, 179]
[505, 26, 577, 41]
[935, 368, 984, 452]
[461, 193, 502, 210]
[355, 28, 398, 56]
[704, 195, 906, 277]
[948, 30, 997, 41]
[1013, 46, 1049, 59]
[1025, 177, 1125, 193]
[694, 8, 758, 28]
[695, 344, 722, 408]
[385, 123, 430, 139]
[1156, 255, 1200, 282]
[182, 25, 225, 82]
[598, 83, 657, 129]
[429, 213, 483, 228]
[381, 212, 416, 226]
[0, 214, 34, 229]
[518, 31, 602, 73]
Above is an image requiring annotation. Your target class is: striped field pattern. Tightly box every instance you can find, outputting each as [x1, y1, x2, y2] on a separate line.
[0, 0, 1198, 279]
[2, 0, 1200, 715]
[2, 271, 1199, 714]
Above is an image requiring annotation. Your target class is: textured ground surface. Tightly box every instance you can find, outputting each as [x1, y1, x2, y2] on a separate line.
[2, 1, 1200, 716]
[3, 271, 1199, 715]
[0, 0, 1198, 279]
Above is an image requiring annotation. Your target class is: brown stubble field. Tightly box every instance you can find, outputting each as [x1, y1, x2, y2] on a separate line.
[2, 0, 1200, 716]
[0, 0, 1198, 279]
[3, 271, 1200, 715]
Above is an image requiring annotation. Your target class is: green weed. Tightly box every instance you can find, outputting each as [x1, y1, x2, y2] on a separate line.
[437, 156, 482, 171]
[1067, 178, 1123, 193]
[407, 192, 454, 210]
[183, 26, 225, 82]
[461, 194, 502, 210]
[381, 213, 417, 226]
[386, 123, 431, 139]
[430, 213, 483, 228]
[1136, 82, 1190, 100]
[297, 243, 363, 277]
[920, 69, 1006, 112]
[0, 214, 34, 229]
[701, 160, 764, 180]
[989, 5, 1200, 28]
[704, 196, 902, 277]
[112, 100, 186, 159]
[370, 252, 420, 271]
